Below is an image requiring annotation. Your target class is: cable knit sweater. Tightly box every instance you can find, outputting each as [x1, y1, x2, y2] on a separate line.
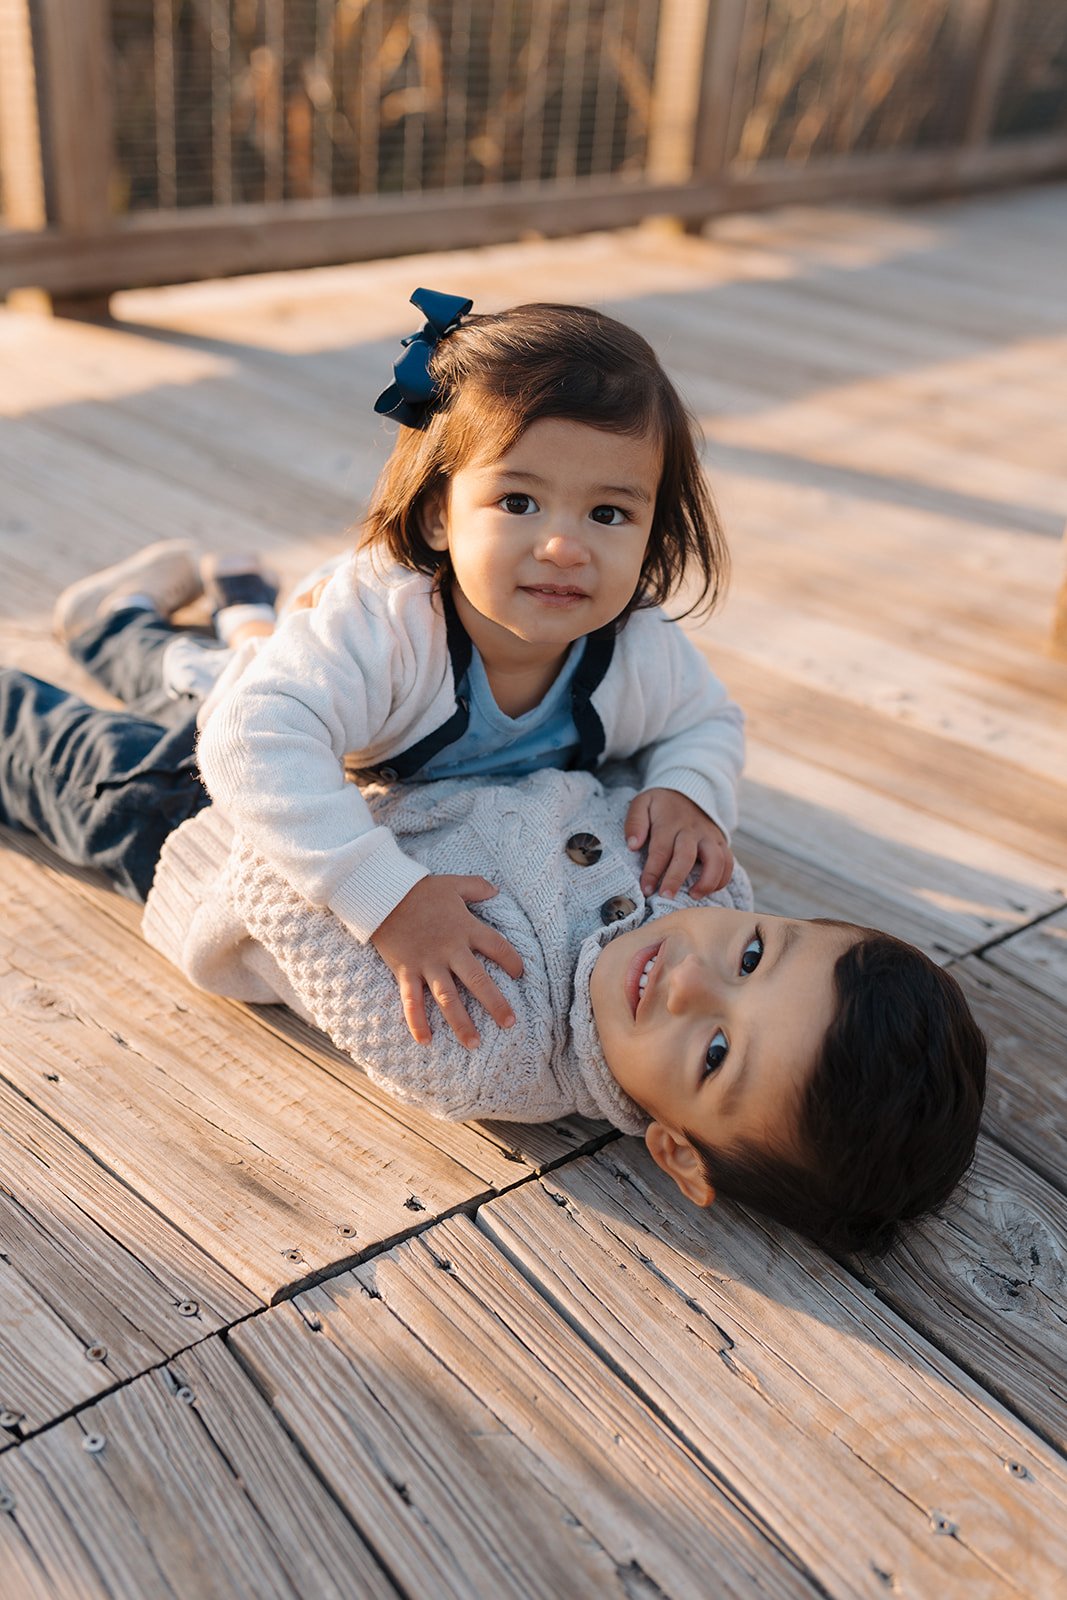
[142, 768, 753, 1133]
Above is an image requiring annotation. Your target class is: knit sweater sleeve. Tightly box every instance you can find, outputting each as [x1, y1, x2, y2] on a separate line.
[195, 559, 434, 941]
[604, 612, 745, 841]
[226, 838, 577, 1124]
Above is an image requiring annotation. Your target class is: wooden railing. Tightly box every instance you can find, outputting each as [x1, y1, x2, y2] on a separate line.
[1, 0, 1065, 308]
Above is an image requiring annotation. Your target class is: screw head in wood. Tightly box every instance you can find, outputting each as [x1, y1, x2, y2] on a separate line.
[0, 1489, 15, 1514]
[82, 1433, 106, 1454]
[176, 1300, 199, 1317]
[0, 1411, 23, 1430]
[85, 1345, 107, 1363]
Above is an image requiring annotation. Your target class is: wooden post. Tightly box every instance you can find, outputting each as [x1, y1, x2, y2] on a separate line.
[646, 0, 714, 188]
[963, 0, 1018, 147]
[646, 0, 748, 236]
[32, 0, 114, 316]
[691, 0, 748, 184]
[0, 0, 50, 309]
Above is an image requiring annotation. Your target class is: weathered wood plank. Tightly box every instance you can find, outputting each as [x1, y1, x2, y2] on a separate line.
[711, 591, 1067, 785]
[0, 835, 542, 1302]
[854, 1137, 1067, 1454]
[950, 956, 1067, 1194]
[478, 1149, 1067, 1598]
[735, 829, 963, 960]
[712, 648, 1067, 867]
[0, 1076, 256, 1443]
[232, 1224, 818, 1600]
[0, 1342, 396, 1600]
[739, 741, 1065, 952]
[717, 480, 1067, 688]
[984, 907, 1067, 1008]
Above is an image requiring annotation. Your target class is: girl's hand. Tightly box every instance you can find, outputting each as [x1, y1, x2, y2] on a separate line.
[370, 876, 524, 1049]
[625, 789, 733, 899]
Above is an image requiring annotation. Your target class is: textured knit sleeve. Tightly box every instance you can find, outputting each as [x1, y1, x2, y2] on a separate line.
[611, 611, 745, 841]
[227, 838, 578, 1123]
[196, 560, 432, 940]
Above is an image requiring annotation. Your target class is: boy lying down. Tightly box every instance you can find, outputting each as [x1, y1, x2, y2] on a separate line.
[0, 546, 987, 1257]
[145, 765, 985, 1258]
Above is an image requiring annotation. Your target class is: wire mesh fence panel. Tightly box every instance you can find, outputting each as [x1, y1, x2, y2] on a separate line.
[106, 0, 663, 213]
[993, 0, 1067, 140]
[727, 0, 1009, 167]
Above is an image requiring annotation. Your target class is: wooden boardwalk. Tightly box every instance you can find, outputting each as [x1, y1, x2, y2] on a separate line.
[1, 185, 1066, 1598]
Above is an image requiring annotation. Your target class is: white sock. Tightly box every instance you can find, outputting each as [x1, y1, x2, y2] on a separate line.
[215, 602, 277, 645]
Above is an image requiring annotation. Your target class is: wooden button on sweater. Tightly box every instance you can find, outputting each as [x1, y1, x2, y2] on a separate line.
[565, 832, 603, 866]
[600, 895, 637, 925]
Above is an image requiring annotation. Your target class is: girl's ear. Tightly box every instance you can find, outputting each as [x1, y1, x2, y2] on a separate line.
[644, 1123, 716, 1208]
[418, 487, 450, 552]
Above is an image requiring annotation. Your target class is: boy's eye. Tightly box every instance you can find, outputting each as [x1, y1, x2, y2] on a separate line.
[590, 504, 626, 525]
[704, 1029, 729, 1077]
[501, 493, 537, 515]
[740, 930, 764, 975]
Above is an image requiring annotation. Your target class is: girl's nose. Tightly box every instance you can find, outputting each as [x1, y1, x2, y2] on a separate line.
[537, 532, 589, 567]
[666, 954, 719, 1015]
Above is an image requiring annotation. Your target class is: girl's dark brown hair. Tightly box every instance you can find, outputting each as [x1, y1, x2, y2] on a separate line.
[362, 302, 728, 621]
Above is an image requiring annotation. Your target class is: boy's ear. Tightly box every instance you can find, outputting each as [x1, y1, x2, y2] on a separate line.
[418, 487, 450, 551]
[644, 1123, 716, 1208]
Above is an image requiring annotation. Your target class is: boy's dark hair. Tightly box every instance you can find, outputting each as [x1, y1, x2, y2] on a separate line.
[687, 928, 987, 1257]
[363, 302, 728, 621]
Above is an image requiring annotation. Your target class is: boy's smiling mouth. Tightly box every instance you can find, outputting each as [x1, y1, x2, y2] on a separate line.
[626, 941, 664, 1018]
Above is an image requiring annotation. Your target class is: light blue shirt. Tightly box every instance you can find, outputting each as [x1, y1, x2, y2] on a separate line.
[419, 641, 584, 780]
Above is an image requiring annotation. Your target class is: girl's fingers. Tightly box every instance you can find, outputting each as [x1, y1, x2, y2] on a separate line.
[456, 876, 500, 904]
[473, 924, 524, 980]
[639, 838, 671, 902]
[398, 973, 431, 1046]
[625, 794, 652, 851]
[659, 835, 699, 899]
[427, 971, 481, 1049]
[452, 952, 516, 1031]
[690, 838, 729, 895]
[714, 847, 735, 892]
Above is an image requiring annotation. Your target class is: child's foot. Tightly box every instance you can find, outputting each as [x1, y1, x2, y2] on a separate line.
[201, 553, 279, 645]
[53, 539, 203, 642]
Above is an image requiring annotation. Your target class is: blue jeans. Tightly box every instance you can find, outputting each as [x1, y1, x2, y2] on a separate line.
[0, 609, 210, 901]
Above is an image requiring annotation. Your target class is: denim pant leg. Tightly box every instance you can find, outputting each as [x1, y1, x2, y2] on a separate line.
[68, 606, 218, 729]
[0, 669, 208, 902]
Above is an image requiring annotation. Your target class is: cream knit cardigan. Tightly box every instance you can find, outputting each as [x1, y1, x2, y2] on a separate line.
[142, 767, 753, 1133]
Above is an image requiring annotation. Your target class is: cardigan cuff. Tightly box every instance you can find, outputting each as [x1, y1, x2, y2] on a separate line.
[328, 832, 430, 942]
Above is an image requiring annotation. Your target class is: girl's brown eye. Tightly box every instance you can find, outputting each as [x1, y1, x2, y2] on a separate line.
[502, 494, 535, 515]
[591, 505, 624, 525]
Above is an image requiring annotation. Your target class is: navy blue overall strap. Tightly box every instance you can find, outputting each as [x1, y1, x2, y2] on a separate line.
[568, 622, 615, 771]
[347, 587, 617, 783]
[346, 583, 473, 783]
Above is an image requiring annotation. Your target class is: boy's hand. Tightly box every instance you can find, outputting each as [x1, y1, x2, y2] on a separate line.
[625, 788, 733, 898]
[370, 876, 524, 1049]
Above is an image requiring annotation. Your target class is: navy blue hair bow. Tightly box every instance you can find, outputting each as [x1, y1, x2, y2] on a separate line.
[373, 287, 473, 428]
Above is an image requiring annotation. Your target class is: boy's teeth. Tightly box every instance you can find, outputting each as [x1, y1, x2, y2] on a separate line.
[637, 955, 657, 994]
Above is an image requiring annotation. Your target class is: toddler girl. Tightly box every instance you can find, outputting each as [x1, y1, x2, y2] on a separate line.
[196, 289, 745, 1050]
